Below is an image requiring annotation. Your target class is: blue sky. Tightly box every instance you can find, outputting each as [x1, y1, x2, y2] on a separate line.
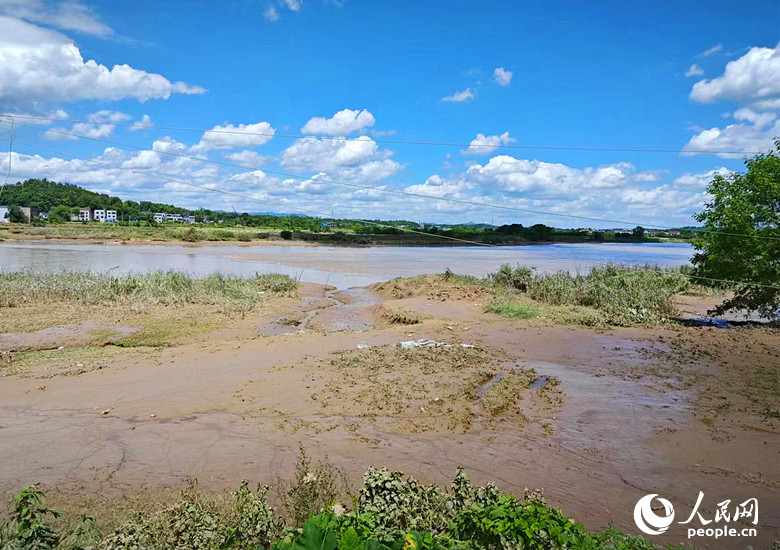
[0, 0, 778, 227]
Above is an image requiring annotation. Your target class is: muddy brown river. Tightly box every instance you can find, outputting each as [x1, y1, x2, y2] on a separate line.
[0, 241, 693, 288]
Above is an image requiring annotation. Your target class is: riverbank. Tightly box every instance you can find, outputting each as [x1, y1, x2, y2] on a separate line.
[0, 268, 777, 547]
[0, 223, 687, 247]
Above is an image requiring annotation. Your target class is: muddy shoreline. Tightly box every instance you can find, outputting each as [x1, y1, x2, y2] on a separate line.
[0, 279, 777, 548]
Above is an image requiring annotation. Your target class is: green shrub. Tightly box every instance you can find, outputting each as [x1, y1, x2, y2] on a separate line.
[278, 445, 350, 528]
[210, 230, 236, 241]
[487, 264, 690, 325]
[181, 227, 202, 242]
[449, 496, 588, 549]
[280, 230, 293, 240]
[490, 264, 534, 290]
[0, 485, 60, 549]
[231, 481, 284, 549]
[1, 466, 690, 550]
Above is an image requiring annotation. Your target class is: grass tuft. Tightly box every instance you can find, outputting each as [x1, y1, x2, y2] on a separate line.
[484, 300, 538, 319]
[0, 270, 297, 309]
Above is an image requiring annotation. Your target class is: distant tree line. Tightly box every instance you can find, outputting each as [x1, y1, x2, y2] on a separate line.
[1, 178, 679, 244]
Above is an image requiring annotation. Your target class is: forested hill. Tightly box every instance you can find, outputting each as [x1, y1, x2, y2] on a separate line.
[0, 179, 188, 215]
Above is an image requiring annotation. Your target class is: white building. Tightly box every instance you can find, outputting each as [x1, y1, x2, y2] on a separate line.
[78, 208, 91, 222]
[93, 209, 105, 222]
[153, 213, 165, 223]
[105, 210, 117, 222]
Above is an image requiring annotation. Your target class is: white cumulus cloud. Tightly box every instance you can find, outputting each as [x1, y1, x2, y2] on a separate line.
[281, 135, 401, 183]
[0, 16, 205, 111]
[192, 122, 275, 152]
[674, 167, 731, 187]
[493, 67, 512, 87]
[128, 114, 154, 131]
[685, 43, 780, 157]
[689, 43, 780, 108]
[683, 119, 780, 158]
[43, 109, 132, 140]
[462, 132, 515, 156]
[225, 150, 269, 166]
[301, 109, 376, 136]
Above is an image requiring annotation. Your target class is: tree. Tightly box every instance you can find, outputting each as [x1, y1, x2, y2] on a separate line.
[8, 205, 28, 223]
[48, 205, 72, 224]
[692, 140, 780, 319]
[632, 226, 645, 240]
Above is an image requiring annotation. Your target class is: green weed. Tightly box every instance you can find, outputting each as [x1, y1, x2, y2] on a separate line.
[484, 300, 538, 319]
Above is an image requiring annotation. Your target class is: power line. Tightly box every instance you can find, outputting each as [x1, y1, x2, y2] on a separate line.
[4, 136, 779, 291]
[12, 122, 780, 243]
[0, 113, 763, 156]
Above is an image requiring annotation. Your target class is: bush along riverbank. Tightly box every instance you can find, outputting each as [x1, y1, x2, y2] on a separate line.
[485, 263, 692, 326]
[0, 459, 690, 550]
[375, 264, 705, 327]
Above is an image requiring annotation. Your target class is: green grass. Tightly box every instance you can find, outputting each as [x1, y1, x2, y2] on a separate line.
[484, 299, 538, 319]
[487, 263, 691, 326]
[0, 223, 288, 243]
[0, 270, 297, 308]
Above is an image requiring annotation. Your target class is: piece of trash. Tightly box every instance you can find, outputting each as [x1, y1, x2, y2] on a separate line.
[100, 409, 110, 415]
[357, 343, 370, 349]
[400, 339, 450, 349]
[76, 362, 84, 367]
[459, 343, 475, 349]
[57, 346, 64, 350]
[688, 317, 730, 329]
[150, 413, 157, 418]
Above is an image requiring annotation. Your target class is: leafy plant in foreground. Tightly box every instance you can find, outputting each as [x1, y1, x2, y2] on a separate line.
[0, 485, 60, 550]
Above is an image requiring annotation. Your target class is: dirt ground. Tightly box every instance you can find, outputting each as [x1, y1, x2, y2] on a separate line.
[0, 277, 777, 548]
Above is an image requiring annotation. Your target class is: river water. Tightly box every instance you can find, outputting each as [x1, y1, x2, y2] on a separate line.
[0, 241, 694, 289]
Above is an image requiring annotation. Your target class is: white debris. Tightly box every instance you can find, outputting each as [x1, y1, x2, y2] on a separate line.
[357, 343, 370, 349]
[459, 344, 475, 349]
[400, 339, 450, 349]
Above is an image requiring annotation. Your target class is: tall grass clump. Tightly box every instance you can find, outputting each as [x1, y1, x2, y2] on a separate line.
[0, 270, 297, 308]
[484, 300, 538, 319]
[488, 263, 691, 325]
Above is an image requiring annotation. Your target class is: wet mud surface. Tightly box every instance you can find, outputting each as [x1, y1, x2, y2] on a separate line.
[1, 282, 778, 548]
